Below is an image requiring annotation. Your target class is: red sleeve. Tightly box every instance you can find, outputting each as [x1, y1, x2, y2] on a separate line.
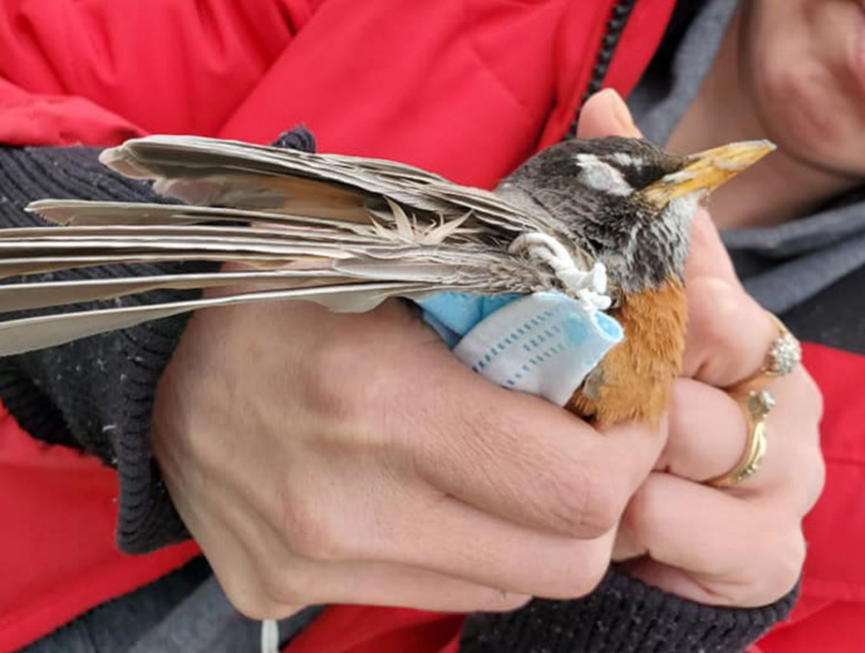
[0, 78, 144, 146]
[755, 343, 865, 653]
[0, 0, 314, 145]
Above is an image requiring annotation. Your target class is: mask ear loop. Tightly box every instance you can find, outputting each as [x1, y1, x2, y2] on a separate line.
[508, 233, 612, 312]
[262, 619, 280, 653]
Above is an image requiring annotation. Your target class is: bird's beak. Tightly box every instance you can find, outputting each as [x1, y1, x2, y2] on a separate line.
[641, 140, 776, 208]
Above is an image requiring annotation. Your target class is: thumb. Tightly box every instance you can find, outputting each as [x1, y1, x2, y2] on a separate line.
[577, 89, 643, 139]
[685, 210, 742, 286]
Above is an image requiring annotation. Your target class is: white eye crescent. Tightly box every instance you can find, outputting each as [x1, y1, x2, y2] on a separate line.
[574, 154, 633, 196]
[609, 152, 643, 168]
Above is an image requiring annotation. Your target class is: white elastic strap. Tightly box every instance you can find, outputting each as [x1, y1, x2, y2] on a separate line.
[508, 233, 612, 312]
[261, 619, 279, 653]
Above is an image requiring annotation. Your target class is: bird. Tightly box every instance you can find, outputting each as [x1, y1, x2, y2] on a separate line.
[0, 134, 773, 426]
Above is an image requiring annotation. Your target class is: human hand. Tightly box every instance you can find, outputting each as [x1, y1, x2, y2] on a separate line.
[152, 293, 665, 619]
[579, 88, 824, 608]
[613, 211, 824, 606]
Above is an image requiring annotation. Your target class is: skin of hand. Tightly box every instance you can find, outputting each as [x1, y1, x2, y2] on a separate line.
[151, 107, 669, 620]
[583, 90, 826, 608]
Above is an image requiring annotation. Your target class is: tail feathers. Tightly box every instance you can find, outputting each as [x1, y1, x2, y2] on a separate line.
[0, 281, 441, 357]
[1, 197, 521, 354]
[9, 198, 485, 281]
[26, 200, 371, 231]
[0, 269, 353, 313]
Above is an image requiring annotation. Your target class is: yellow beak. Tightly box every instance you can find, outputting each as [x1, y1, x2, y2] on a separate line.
[642, 140, 776, 207]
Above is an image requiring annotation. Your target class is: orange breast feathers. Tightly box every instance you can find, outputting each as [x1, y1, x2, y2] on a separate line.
[567, 279, 687, 428]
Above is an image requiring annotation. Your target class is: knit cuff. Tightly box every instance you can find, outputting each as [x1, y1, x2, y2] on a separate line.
[0, 129, 317, 553]
[0, 145, 203, 551]
[113, 314, 200, 551]
[460, 568, 799, 653]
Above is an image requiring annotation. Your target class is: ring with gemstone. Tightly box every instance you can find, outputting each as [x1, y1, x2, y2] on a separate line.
[706, 390, 774, 488]
[729, 312, 802, 393]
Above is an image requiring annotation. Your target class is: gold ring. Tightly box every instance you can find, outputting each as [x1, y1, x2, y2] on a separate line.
[705, 390, 774, 488]
[729, 312, 801, 393]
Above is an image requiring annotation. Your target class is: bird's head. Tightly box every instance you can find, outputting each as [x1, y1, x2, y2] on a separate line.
[501, 137, 774, 295]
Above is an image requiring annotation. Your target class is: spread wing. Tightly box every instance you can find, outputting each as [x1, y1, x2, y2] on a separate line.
[0, 135, 567, 356]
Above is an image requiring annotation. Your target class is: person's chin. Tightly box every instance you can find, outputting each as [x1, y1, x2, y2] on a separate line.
[849, 0, 865, 102]
[773, 118, 865, 178]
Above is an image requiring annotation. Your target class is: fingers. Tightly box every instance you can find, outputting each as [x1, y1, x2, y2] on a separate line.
[663, 371, 823, 495]
[748, 368, 825, 510]
[577, 89, 643, 139]
[376, 492, 617, 599]
[179, 451, 535, 619]
[314, 334, 656, 541]
[161, 297, 644, 618]
[618, 474, 806, 607]
[250, 539, 534, 616]
[685, 210, 741, 286]
[660, 379, 748, 483]
[211, 504, 533, 618]
[404, 357, 667, 539]
[620, 366, 824, 608]
[204, 400, 620, 603]
[245, 476, 611, 609]
[256, 559, 533, 615]
[682, 275, 777, 386]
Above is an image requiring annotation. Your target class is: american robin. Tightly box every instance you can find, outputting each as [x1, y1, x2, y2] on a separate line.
[0, 134, 772, 426]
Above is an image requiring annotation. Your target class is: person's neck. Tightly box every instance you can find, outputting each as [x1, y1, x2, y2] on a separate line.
[664, 8, 858, 229]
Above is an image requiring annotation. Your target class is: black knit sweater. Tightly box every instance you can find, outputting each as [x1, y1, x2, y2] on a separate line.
[0, 142, 796, 653]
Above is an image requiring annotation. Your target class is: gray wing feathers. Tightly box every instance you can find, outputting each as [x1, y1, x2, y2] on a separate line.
[99, 135, 533, 230]
[0, 135, 553, 353]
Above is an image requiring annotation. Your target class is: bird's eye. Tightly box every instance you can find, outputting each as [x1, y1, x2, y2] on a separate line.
[573, 154, 634, 197]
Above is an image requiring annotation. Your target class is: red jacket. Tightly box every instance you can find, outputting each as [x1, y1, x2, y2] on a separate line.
[0, 1, 862, 652]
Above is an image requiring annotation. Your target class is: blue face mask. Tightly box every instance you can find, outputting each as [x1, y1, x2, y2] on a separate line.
[417, 291, 623, 407]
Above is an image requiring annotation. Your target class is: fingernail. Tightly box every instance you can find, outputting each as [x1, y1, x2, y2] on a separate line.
[592, 88, 639, 136]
